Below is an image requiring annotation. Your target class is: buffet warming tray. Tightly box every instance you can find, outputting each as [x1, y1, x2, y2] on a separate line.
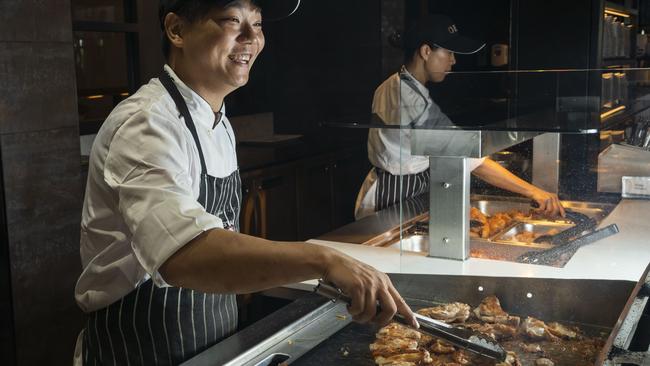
[183, 265, 650, 366]
[380, 196, 617, 266]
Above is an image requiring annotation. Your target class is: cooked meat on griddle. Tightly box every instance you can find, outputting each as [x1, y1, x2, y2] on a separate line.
[370, 336, 419, 357]
[377, 322, 421, 340]
[520, 317, 560, 341]
[417, 302, 471, 324]
[534, 358, 554, 366]
[377, 361, 417, 366]
[429, 339, 456, 354]
[473, 296, 521, 326]
[521, 343, 543, 353]
[463, 323, 518, 341]
[546, 322, 578, 340]
[496, 351, 522, 366]
[374, 349, 433, 365]
[452, 349, 474, 365]
[370, 295, 605, 366]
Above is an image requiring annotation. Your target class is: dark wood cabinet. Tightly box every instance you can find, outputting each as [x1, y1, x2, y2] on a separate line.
[296, 156, 335, 240]
[332, 151, 371, 228]
[241, 166, 298, 241]
[240, 146, 369, 242]
[296, 148, 370, 240]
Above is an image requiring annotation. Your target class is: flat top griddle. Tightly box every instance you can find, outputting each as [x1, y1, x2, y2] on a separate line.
[292, 305, 609, 366]
[184, 270, 649, 366]
[294, 274, 639, 366]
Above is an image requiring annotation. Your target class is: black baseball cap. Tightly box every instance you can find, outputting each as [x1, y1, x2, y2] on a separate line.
[159, 0, 301, 29]
[404, 14, 485, 55]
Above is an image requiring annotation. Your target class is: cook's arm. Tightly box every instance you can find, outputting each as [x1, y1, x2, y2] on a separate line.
[472, 158, 565, 217]
[160, 229, 418, 327]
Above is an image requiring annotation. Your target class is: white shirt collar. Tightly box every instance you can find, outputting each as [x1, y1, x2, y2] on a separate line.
[400, 65, 431, 101]
[163, 64, 225, 130]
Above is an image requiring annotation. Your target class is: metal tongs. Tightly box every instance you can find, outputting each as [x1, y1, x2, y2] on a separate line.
[313, 280, 507, 362]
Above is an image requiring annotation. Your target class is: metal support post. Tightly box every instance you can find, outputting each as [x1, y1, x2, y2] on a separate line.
[428, 156, 471, 260]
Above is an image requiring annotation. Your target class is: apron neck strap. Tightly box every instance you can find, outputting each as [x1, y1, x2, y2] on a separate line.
[159, 71, 208, 174]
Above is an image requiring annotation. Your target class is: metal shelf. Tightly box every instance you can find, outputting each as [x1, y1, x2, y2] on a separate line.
[73, 21, 139, 33]
[605, 1, 639, 16]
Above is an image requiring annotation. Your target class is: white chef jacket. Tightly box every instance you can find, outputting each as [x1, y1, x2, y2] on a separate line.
[75, 65, 238, 314]
[355, 67, 485, 219]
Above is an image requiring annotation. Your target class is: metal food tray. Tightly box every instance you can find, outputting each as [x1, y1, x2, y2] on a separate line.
[470, 196, 613, 248]
[496, 222, 574, 246]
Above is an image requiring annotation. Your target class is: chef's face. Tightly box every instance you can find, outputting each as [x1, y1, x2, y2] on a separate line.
[424, 46, 456, 83]
[180, 0, 265, 90]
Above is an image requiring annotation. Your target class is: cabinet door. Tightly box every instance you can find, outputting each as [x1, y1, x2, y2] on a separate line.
[257, 167, 298, 241]
[332, 150, 371, 228]
[297, 157, 334, 240]
[240, 175, 258, 236]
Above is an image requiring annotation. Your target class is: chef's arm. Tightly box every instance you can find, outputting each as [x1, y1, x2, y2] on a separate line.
[472, 158, 565, 217]
[159, 229, 418, 327]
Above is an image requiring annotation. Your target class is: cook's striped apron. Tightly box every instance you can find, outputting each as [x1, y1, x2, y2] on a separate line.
[82, 71, 242, 365]
[374, 167, 430, 213]
[373, 66, 436, 214]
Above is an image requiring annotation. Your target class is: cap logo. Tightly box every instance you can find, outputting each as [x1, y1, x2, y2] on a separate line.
[448, 24, 458, 34]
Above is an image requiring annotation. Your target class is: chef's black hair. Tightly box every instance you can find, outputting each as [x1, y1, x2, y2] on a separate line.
[159, 1, 219, 60]
[160, 1, 263, 60]
[388, 31, 438, 64]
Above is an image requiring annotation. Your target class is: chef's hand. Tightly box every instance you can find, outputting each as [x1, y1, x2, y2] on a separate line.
[530, 188, 565, 217]
[322, 251, 418, 328]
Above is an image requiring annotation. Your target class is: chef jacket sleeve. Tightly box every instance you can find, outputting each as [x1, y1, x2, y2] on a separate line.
[103, 106, 223, 287]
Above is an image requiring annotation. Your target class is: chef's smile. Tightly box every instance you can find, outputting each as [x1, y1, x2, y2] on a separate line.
[228, 52, 252, 65]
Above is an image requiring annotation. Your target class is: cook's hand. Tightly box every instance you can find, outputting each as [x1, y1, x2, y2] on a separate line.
[322, 250, 418, 328]
[530, 189, 565, 217]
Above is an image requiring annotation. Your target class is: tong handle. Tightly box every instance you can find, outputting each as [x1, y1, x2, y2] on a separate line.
[313, 280, 450, 328]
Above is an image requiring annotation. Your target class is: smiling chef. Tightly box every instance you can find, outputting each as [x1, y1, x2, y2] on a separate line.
[73, 1, 417, 365]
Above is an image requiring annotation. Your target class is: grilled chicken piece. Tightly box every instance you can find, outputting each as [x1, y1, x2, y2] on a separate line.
[374, 349, 433, 365]
[546, 322, 578, 340]
[446, 350, 496, 366]
[377, 322, 421, 340]
[520, 317, 560, 341]
[488, 213, 512, 234]
[430, 339, 456, 354]
[473, 296, 521, 326]
[535, 358, 555, 366]
[470, 207, 490, 238]
[496, 351, 522, 366]
[522, 343, 543, 353]
[370, 337, 419, 357]
[509, 210, 532, 221]
[377, 362, 416, 366]
[463, 323, 517, 341]
[514, 231, 538, 244]
[417, 302, 471, 324]
[451, 350, 473, 365]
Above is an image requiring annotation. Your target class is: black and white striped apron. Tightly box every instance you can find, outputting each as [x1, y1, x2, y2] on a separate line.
[374, 167, 430, 213]
[372, 66, 435, 214]
[82, 72, 242, 366]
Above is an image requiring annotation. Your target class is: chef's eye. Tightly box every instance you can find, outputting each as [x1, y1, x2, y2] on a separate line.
[253, 21, 262, 28]
[221, 17, 240, 24]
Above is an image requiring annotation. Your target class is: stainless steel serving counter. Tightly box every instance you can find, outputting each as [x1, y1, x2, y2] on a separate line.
[319, 195, 615, 261]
